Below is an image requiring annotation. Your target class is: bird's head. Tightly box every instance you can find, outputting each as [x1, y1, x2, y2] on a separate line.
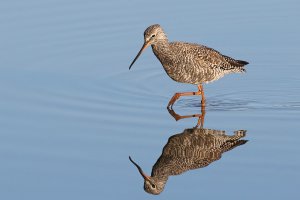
[143, 24, 167, 45]
[143, 176, 166, 195]
[129, 156, 166, 195]
[129, 24, 167, 70]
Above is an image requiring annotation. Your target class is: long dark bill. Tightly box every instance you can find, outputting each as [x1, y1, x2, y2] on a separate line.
[129, 41, 150, 70]
[129, 156, 151, 181]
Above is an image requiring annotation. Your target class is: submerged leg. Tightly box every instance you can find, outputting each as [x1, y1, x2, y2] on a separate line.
[167, 84, 206, 108]
[198, 84, 206, 107]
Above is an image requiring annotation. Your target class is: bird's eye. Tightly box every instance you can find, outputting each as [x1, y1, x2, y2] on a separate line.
[151, 34, 156, 38]
[151, 184, 156, 188]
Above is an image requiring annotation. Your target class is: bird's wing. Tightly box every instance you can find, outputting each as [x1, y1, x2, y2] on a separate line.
[175, 42, 248, 71]
[194, 44, 247, 70]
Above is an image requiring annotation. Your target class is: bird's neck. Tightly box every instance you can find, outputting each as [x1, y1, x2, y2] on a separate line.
[151, 40, 171, 61]
[151, 40, 169, 50]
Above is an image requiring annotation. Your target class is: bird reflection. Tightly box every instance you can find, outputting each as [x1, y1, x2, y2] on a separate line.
[129, 109, 247, 195]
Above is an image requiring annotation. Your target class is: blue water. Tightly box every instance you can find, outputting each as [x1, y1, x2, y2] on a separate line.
[0, 0, 300, 199]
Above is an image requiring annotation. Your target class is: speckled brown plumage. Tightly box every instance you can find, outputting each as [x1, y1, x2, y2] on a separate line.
[129, 24, 249, 107]
[129, 128, 247, 195]
[153, 41, 247, 84]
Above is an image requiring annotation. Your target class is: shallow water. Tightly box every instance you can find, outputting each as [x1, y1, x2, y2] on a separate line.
[0, 0, 300, 199]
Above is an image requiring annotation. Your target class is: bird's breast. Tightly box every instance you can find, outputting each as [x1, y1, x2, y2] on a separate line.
[151, 44, 190, 83]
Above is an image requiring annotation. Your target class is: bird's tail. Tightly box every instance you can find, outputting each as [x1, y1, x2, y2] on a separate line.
[222, 55, 249, 73]
[231, 60, 248, 73]
[236, 60, 249, 65]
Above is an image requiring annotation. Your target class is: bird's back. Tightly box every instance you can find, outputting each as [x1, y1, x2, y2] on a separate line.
[152, 41, 248, 84]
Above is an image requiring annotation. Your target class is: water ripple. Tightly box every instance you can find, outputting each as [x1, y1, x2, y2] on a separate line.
[178, 95, 300, 112]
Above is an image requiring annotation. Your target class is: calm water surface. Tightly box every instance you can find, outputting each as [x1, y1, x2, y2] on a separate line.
[0, 0, 300, 199]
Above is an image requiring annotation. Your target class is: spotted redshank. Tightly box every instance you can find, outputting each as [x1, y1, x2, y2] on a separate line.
[129, 24, 248, 108]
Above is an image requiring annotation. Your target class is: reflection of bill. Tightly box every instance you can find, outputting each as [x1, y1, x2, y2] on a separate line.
[129, 128, 247, 195]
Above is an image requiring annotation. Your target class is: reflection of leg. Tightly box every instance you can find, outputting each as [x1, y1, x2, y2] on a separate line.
[167, 105, 206, 127]
[196, 106, 206, 128]
[168, 85, 204, 108]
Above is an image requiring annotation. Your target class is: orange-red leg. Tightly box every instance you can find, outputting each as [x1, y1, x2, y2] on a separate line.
[196, 106, 206, 127]
[167, 105, 206, 127]
[167, 84, 206, 108]
[198, 84, 206, 107]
